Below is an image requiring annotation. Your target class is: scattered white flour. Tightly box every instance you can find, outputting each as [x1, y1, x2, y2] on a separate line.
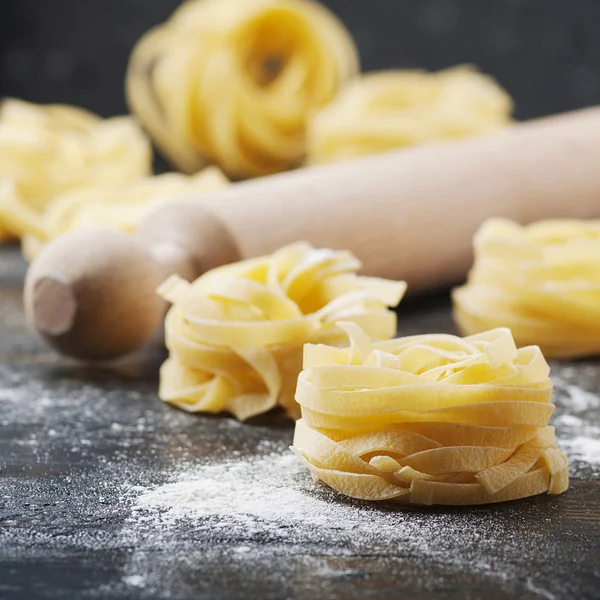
[121, 450, 527, 597]
[550, 387, 600, 472]
[526, 577, 557, 600]
[122, 575, 146, 588]
[559, 437, 600, 466]
[553, 414, 585, 428]
[552, 377, 600, 412]
[134, 452, 380, 529]
[129, 451, 462, 554]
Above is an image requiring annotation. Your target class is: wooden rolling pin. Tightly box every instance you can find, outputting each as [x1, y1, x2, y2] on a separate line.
[24, 106, 600, 360]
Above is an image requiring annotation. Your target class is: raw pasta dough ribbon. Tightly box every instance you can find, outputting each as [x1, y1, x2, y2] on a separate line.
[158, 243, 406, 420]
[307, 66, 512, 164]
[453, 218, 600, 358]
[292, 324, 568, 505]
[127, 0, 358, 178]
[0, 98, 151, 241]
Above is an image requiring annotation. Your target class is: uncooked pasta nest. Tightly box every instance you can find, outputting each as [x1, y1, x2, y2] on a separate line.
[292, 323, 568, 506]
[1, 166, 227, 260]
[157, 242, 406, 420]
[453, 218, 600, 359]
[306, 66, 513, 164]
[0, 98, 151, 241]
[126, 0, 358, 179]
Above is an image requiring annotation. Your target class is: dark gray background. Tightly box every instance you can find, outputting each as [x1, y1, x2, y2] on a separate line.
[1, 0, 600, 121]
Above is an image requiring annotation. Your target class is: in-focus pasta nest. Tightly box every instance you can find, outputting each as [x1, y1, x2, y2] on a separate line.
[453, 218, 600, 359]
[292, 323, 568, 506]
[307, 65, 513, 164]
[157, 242, 406, 420]
[2, 166, 227, 260]
[127, 0, 358, 179]
[0, 99, 151, 240]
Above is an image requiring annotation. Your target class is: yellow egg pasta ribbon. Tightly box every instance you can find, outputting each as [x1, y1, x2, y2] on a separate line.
[307, 65, 513, 164]
[1, 166, 228, 260]
[127, 0, 358, 179]
[0, 98, 151, 241]
[292, 324, 568, 505]
[157, 243, 406, 420]
[454, 218, 600, 359]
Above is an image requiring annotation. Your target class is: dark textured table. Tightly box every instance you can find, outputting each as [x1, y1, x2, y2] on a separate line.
[1, 245, 599, 600]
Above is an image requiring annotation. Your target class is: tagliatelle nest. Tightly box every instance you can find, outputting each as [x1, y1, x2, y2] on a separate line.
[292, 323, 568, 506]
[127, 0, 358, 178]
[157, 242, 406, 420]
[2, 166, 227, 260]
[0, 98, 151, 241]
[453, 218, 600, 359]
[307, 65, 513, 164]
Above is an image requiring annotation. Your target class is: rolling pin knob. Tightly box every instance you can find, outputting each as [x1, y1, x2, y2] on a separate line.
[29, 275, 77, 336]
[23, 204, 239, 360]
[24, 228, 180, 360]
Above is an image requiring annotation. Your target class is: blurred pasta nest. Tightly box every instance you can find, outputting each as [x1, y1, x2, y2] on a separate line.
[454, 218, 600, 359]
[292, 323, 568, 506]
[5, 167, 227, 260]
[127, 0, 359, 179]
[307, 66, 513, 164]
[0, 99, 151, 239]
[157, 242, 406, 420]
